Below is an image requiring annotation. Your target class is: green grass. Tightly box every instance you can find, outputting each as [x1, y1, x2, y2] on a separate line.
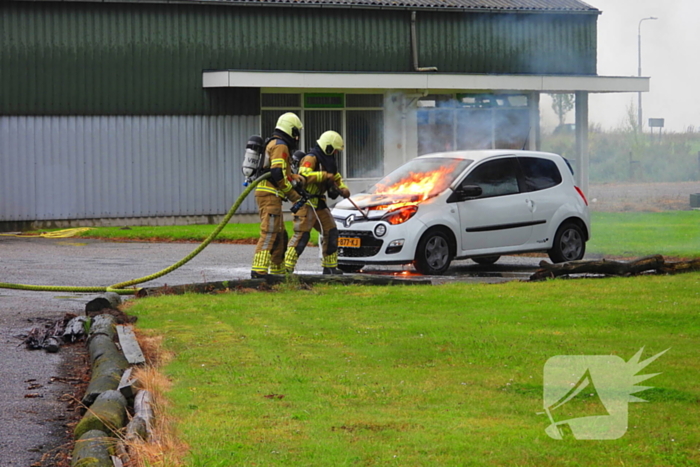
[67, 211, 700, 259]
[76, 223, 261, 242]
[129, 275, 700, 466]
[74, 222, 319, 245]
[588, 212, 700, 258]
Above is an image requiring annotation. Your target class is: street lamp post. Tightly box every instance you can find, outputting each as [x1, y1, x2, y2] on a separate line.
[638, 16, 658, 131]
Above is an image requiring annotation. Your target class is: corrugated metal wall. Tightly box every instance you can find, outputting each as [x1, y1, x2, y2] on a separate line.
[1, 2, 596, 115]
[0, 116, 258, 221]
[419, 12, 596, 75]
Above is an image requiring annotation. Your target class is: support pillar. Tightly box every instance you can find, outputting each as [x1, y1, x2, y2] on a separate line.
[529, 92, 541, 151]
[575, 91, 589, 197]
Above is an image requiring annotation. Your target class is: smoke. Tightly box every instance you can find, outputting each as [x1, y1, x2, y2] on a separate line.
[411, 95, 531, 155]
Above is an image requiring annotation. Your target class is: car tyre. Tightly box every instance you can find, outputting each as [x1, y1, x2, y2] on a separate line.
[472, 255, 500, 265]
[548, 222, 586, 263]
[338, 264, 364, 273]
[414, 230, 453, 275]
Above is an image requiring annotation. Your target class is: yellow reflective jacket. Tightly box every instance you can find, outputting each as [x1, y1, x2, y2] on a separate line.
[298, 154, 348, 209]
[256, 138, 299, 201]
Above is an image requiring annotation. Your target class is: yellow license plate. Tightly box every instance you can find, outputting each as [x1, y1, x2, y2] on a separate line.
[338, 237, 361, 248]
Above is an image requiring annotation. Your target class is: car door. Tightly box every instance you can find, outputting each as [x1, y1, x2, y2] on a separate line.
[517, 156, 564, 244]
[454, 157, 534, 253]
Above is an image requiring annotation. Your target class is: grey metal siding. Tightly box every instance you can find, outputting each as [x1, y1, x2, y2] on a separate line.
[0, 115, 258, 221]
[1, 2, 596, 115]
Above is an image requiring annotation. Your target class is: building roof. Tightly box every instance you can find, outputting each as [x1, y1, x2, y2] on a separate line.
[20, 0, 600, 13]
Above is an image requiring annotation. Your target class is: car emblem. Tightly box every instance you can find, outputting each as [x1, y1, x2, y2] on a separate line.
[344, 214, 355, 228]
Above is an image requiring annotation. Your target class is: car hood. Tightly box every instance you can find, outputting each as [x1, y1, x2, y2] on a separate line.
[333, 192, 424, 211]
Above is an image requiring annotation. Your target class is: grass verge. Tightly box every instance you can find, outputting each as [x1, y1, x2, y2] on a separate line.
[588, 211, 700, 258]
[75, 222, 321, 246]
[67, 211, 700, 259]
[127, 275, 700, 466]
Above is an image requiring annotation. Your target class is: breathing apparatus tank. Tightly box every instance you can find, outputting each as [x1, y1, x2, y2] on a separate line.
[242, 135, 264, 186]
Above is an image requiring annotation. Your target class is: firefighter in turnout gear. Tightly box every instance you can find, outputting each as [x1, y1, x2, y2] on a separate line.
[251, 112, 305, 279]
[284, 130, 350, 275]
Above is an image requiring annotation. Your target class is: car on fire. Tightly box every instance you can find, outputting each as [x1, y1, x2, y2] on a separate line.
[331, 150, 590, 275]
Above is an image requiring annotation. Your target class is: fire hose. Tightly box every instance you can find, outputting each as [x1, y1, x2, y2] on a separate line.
[0, 173, 271, 295]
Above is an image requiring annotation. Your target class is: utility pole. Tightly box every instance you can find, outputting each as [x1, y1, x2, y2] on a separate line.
[637, 17, 658, 131]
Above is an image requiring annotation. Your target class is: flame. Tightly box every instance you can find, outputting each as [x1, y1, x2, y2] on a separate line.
[369, 163, 459, 210]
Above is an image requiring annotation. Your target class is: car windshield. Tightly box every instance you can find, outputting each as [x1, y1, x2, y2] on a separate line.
[350, 157, 472, 210]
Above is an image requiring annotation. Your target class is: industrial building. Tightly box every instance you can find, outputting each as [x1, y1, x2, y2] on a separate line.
[0, 0, 647, 230]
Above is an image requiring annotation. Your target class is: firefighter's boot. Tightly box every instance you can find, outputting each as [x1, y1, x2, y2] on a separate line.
[251, 251, 271, 278]
[322, 267, 344, 275]
[322, 252, 343, 274]
[284, 248, 300, 274]
[270, 263, 286, 276]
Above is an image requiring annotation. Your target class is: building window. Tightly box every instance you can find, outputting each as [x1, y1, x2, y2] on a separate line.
[261, 93, 384, 179]
[262, 94, 301, 108]
[417, 94, 530, 155]
[347, 110, 384, 178]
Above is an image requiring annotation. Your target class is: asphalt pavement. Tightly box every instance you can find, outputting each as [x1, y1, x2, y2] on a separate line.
[0, 235, 542, 466]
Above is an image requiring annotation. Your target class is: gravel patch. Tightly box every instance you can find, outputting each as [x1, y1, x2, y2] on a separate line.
[588, 181, 700, 212]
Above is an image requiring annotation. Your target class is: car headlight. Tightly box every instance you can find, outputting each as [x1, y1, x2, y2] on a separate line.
[374, 223, 387, 237]
[381, 205, 418, 225]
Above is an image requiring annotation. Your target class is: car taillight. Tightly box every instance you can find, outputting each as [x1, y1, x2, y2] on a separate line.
[574, 186, 588, 206]
[381, 205, 418, 225]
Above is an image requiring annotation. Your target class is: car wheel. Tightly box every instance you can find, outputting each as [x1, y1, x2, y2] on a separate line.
[338, 264, 364, 273]
[472, 255, 500, 265]
[548, 222, 586, 263]
[414, 230, 453, 275]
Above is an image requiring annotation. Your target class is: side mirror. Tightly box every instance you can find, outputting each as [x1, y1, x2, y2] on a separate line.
[459, 183, 482, 198]
[447, 183, 482, 203]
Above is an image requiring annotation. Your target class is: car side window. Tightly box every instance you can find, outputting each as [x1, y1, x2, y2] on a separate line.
[518, 157, 562, 192]
[463, 158, 520, 198]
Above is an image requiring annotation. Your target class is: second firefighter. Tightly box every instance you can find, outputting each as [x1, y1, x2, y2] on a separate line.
[284, 130, 351, 275]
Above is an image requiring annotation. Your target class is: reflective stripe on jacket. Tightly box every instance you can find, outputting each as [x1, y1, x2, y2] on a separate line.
[256, 138, 296, 198]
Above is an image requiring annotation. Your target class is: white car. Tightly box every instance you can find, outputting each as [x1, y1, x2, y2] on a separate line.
[332, 150, 590, 275]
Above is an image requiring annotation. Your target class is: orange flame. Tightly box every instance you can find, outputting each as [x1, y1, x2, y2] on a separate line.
[370, 164, 459, 210]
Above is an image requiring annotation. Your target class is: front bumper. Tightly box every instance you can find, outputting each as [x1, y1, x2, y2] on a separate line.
[334, 215, 422, 264]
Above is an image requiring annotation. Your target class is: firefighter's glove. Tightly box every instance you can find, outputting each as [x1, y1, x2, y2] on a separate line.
[327, 186, 340, 200]
[339, 187, 351, 199]
[291, 174, 306, 190]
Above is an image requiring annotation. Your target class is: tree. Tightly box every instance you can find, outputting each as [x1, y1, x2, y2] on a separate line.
[550, 93, 575, 127]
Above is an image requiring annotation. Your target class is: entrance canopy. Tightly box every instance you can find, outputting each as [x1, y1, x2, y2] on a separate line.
[203, 71, 649, 94]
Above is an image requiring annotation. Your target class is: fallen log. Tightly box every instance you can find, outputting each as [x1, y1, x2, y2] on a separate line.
[530, 255, 700, 281]
[125, 390, 154, 442]
[71, 429, 114, 467]
[88, 315, 118, 341]
[74, 390, 128, 440]
[659, 258, 700, 274]
[63, 315, 88, 343]
[117, 367, 138, 401]
[83, 317, 129, 407]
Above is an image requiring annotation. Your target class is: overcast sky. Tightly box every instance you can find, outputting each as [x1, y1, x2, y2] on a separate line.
[541, 0, 700, 133]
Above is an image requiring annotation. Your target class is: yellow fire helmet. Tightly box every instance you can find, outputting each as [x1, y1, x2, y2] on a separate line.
[317, 130, 345, 155]
[275, 112, 303, 140]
